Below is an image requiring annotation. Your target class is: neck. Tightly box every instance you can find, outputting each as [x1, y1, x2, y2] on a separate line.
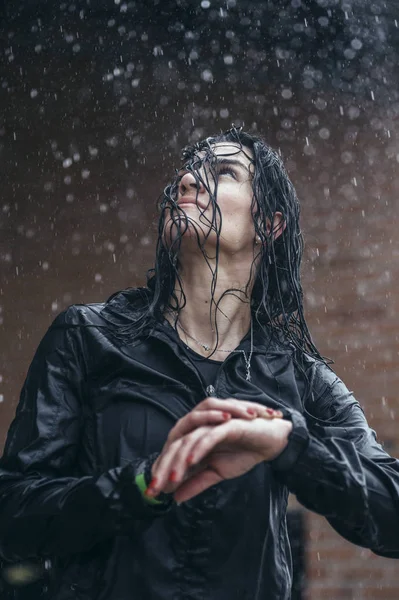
[165, 253, 255, 355]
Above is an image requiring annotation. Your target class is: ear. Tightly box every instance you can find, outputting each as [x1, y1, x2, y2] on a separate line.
[266, 212, 286, 240]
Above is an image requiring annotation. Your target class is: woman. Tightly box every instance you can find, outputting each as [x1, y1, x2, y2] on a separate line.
[0, 127, 399, 599]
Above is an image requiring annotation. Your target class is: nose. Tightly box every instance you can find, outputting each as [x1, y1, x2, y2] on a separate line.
[178, 171, 204, 196]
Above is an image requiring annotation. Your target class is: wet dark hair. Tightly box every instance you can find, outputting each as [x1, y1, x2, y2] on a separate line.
[112, 126, 322, 361]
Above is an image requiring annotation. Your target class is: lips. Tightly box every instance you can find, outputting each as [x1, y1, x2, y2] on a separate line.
[177, 196, 207, 211]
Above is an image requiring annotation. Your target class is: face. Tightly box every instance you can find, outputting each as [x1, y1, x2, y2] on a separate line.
[163, 142, 257, 256]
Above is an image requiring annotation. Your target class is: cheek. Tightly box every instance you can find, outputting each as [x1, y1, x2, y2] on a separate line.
[218, 192, 254, 229]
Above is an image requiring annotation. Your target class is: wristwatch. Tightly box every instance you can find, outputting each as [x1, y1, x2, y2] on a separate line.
[135, 453, 174, 508]
[270, 409, 309, 472]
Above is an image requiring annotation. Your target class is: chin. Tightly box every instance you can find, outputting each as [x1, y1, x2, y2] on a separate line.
[163, 215, 214, 245]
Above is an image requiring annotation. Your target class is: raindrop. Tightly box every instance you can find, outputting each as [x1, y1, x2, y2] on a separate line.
[314, 98, 327, 110]
[201, 69, 213, 82]
[351, 38, 363, 50]
[281, 88, 292, 99]
[341, 151, 353, 164]
[308, 115, 319, 128]
[343, 48, 356, 60]
[348, 106, 360, 120]
[318, 16, 329, 27]
[319, 127, 330, 140]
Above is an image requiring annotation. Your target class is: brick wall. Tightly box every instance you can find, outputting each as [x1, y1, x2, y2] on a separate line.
[1, 3, 399, 597]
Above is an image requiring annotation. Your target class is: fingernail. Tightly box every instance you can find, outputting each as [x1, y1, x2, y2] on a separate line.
[274, 410, 283, 418]
[222, 412, 231, 420]
[169, 470, 178, 482]
[247, 408, 256, 416]
[148, 477, 158, 489]
[265, 408, 274, 416]
[145, 488, 156, 497]
[186, 453, 195, 465]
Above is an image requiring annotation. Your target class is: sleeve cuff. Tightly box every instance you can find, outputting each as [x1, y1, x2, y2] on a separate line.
[270, 409, 310, 472]
[135, 453, 175, 509]
[95, 454, 174, 523]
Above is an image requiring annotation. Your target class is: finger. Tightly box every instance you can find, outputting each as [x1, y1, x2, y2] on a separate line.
[166, 409, 232, 446]
[168, 425, 222, 487]
[174, 468, 222, 504]
[150, 426, 213, 496]
[185, 421, 239, 469]
[210, 398, 283, 420]
[197, 397, 275, 420]
[150, 412, 225, 477]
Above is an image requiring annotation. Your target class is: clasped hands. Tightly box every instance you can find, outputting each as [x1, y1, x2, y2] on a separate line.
[146, 397, 293, 504]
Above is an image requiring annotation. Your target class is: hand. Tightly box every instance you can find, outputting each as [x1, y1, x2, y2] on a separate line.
[148, 408, 291, 504]
[146, 397, 283, 497]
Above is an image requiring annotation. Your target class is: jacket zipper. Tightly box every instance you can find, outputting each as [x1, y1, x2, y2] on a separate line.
[206, 384, 217, 397]
[152, 330, 249, 402]
[205, 350, 241, 399]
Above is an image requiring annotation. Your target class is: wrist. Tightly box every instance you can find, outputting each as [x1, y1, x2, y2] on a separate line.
[269, 418, 293, 460]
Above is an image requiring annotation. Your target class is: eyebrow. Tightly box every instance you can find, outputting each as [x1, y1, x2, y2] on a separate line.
[178, 157, 250, 177]
[215, 158, 250, 173]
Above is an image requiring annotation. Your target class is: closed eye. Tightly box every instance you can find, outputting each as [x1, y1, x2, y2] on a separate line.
[217, 166, 237, 179]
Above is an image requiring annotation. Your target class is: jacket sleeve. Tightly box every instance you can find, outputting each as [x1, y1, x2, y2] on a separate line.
[0, 307, 172, 562]
[273, 359, 399, 558]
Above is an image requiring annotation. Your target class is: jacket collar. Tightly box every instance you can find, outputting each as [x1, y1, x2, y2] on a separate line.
[101, 287, 290, 356]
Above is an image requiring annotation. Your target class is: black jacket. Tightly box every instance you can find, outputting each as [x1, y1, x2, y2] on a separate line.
[1, 288, 399, 600]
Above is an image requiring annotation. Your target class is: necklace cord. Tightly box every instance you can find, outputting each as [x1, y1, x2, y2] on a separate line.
[176, 317, 253, 381]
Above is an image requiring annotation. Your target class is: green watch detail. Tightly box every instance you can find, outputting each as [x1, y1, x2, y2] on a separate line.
[135, 472, 165, 506]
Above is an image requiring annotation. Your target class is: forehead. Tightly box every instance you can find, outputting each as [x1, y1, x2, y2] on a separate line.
[198, 142, 253, 168]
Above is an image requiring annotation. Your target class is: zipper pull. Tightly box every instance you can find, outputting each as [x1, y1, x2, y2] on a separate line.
[206, 384, 217, 397]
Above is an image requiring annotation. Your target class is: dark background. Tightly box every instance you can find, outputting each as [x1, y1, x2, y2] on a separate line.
[1, 1, 399, 597]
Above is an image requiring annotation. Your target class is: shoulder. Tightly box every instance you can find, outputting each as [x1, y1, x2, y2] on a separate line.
[50, 287, 152, 330]
[50, 302, 106, 329]
[293, 353, 362, 425]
